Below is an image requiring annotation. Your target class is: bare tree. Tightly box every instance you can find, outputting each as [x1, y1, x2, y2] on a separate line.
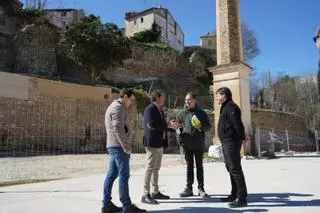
[241, 23, 261, 62]
[295, 78, 320, 131]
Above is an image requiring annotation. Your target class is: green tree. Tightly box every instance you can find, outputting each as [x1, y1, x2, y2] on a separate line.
[132, 22, 161, 43]
[60, 15, 131, 84]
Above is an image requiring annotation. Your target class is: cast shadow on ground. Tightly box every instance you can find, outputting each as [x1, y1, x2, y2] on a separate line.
[246, 193, 320, 208]
[152, 193, 320, 212]
[149, 207, 268, 213]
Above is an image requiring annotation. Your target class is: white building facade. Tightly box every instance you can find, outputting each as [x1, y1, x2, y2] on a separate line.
[125, 7, 184, 52]
[44, 9, 84, 28]
[200, 32, 216, 50]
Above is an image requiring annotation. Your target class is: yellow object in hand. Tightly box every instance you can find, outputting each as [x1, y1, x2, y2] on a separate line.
[192, 115, 202, 131]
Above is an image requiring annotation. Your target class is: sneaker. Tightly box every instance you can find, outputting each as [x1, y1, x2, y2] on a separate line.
[101, 202, 122, 213]
[198, 189, 209, 198]
[228, 198, 248, 208]
[141, 194, 158, 205]
[220, 195, 237, 202]
[123, 204, 147, 213]
[151, 192, 170, 200]
[179, 188, 193, 198]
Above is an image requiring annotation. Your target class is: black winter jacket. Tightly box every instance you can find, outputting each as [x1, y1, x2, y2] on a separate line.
[217, 99, 246, 142]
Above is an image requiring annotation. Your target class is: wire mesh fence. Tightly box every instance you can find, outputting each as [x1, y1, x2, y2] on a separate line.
[253, 126, 316, 157]
[0, 98, 215, 157]
[0, 98, 108, 157]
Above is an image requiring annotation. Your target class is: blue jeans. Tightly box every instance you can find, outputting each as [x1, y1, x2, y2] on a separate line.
[103, 147, 132, 208]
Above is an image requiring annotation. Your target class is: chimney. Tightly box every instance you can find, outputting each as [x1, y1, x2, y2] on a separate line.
[125, 12, 137, 20]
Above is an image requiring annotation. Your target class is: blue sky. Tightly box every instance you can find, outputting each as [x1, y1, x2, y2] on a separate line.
[23, 0, 320, 77]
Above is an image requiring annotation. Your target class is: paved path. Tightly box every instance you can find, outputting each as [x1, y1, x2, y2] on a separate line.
[1, 157, 320, 213]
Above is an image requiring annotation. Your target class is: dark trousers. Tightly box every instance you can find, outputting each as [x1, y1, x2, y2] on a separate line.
[103, 147, 132, 208]
[222, 139, 247, 199]
[184, 149, 204, 190]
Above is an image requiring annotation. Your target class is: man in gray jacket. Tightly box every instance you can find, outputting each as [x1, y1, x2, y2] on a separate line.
[102, 89, 146, 213]
[176, 92, 211, 198]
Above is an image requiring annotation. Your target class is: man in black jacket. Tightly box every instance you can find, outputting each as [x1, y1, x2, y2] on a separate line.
[176, 92, 211, 198]
[216, 87, 248, 208]
[141, 90, 171, 205]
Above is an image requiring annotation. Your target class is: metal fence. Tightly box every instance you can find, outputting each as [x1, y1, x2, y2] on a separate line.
[0, 98, 108, 157]
[253, 126, 317, 157]
[0, 98, 215, 157]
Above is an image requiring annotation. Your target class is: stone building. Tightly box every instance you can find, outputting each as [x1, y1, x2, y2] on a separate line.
[125, 7, 184, 52]
[0, 0, 24, 72]
[200, 32, 216, 50]
[14, 18, 59, 76]
[44, 9, 84, 28]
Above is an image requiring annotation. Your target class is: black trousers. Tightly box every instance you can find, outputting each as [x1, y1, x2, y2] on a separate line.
[222, 139, 248, 199]
[184, 149, 204, 190]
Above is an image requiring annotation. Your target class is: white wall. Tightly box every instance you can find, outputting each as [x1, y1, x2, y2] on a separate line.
[125, 13, 155, 37]
[200, 36, 216, 49]
[154, 13, 167, 41]
[154, 13, 184, 52]
[125, 11, 184, 52]
[45, 10, 83, 28]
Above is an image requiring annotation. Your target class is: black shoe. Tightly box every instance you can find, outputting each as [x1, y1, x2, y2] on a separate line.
[151, 192, 170, 200]
[228, 198, 248, 208]
[198, 189, 209, 198]
[220, 195, 237, 202]
[179, 188, 193, 198]
[123, 204, 147, 213]
[101, 202, 122, 213]
[141, 194, 158, 205]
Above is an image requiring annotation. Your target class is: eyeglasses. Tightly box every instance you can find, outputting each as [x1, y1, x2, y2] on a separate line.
[313, 35, 320, 43]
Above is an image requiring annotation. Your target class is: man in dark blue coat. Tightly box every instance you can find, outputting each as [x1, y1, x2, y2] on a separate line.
[141, 90, 171, 205]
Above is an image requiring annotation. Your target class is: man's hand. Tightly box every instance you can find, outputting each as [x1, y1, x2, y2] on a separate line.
[122, 144, 132, 155]
[243, 137, 250, 145]
[124, 148, 132, 155]
[194, 123, 202, 130]
[168, 121, 182, 130]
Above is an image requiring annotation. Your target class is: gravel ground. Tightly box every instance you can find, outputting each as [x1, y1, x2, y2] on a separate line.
[0, 154, 182, 183]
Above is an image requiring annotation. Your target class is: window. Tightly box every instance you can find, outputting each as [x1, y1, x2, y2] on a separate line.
[174, 23, 177, 35]
[0, 15, 5, 26]
[141, 17, 144, 23]
[61, 11, 67, 17]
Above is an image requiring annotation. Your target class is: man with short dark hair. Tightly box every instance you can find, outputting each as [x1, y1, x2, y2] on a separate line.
[216, 87, 248, 208]
[141, 90, 171, 205]
[176, 92, 212, 198]
[103, 88, 146, 213]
